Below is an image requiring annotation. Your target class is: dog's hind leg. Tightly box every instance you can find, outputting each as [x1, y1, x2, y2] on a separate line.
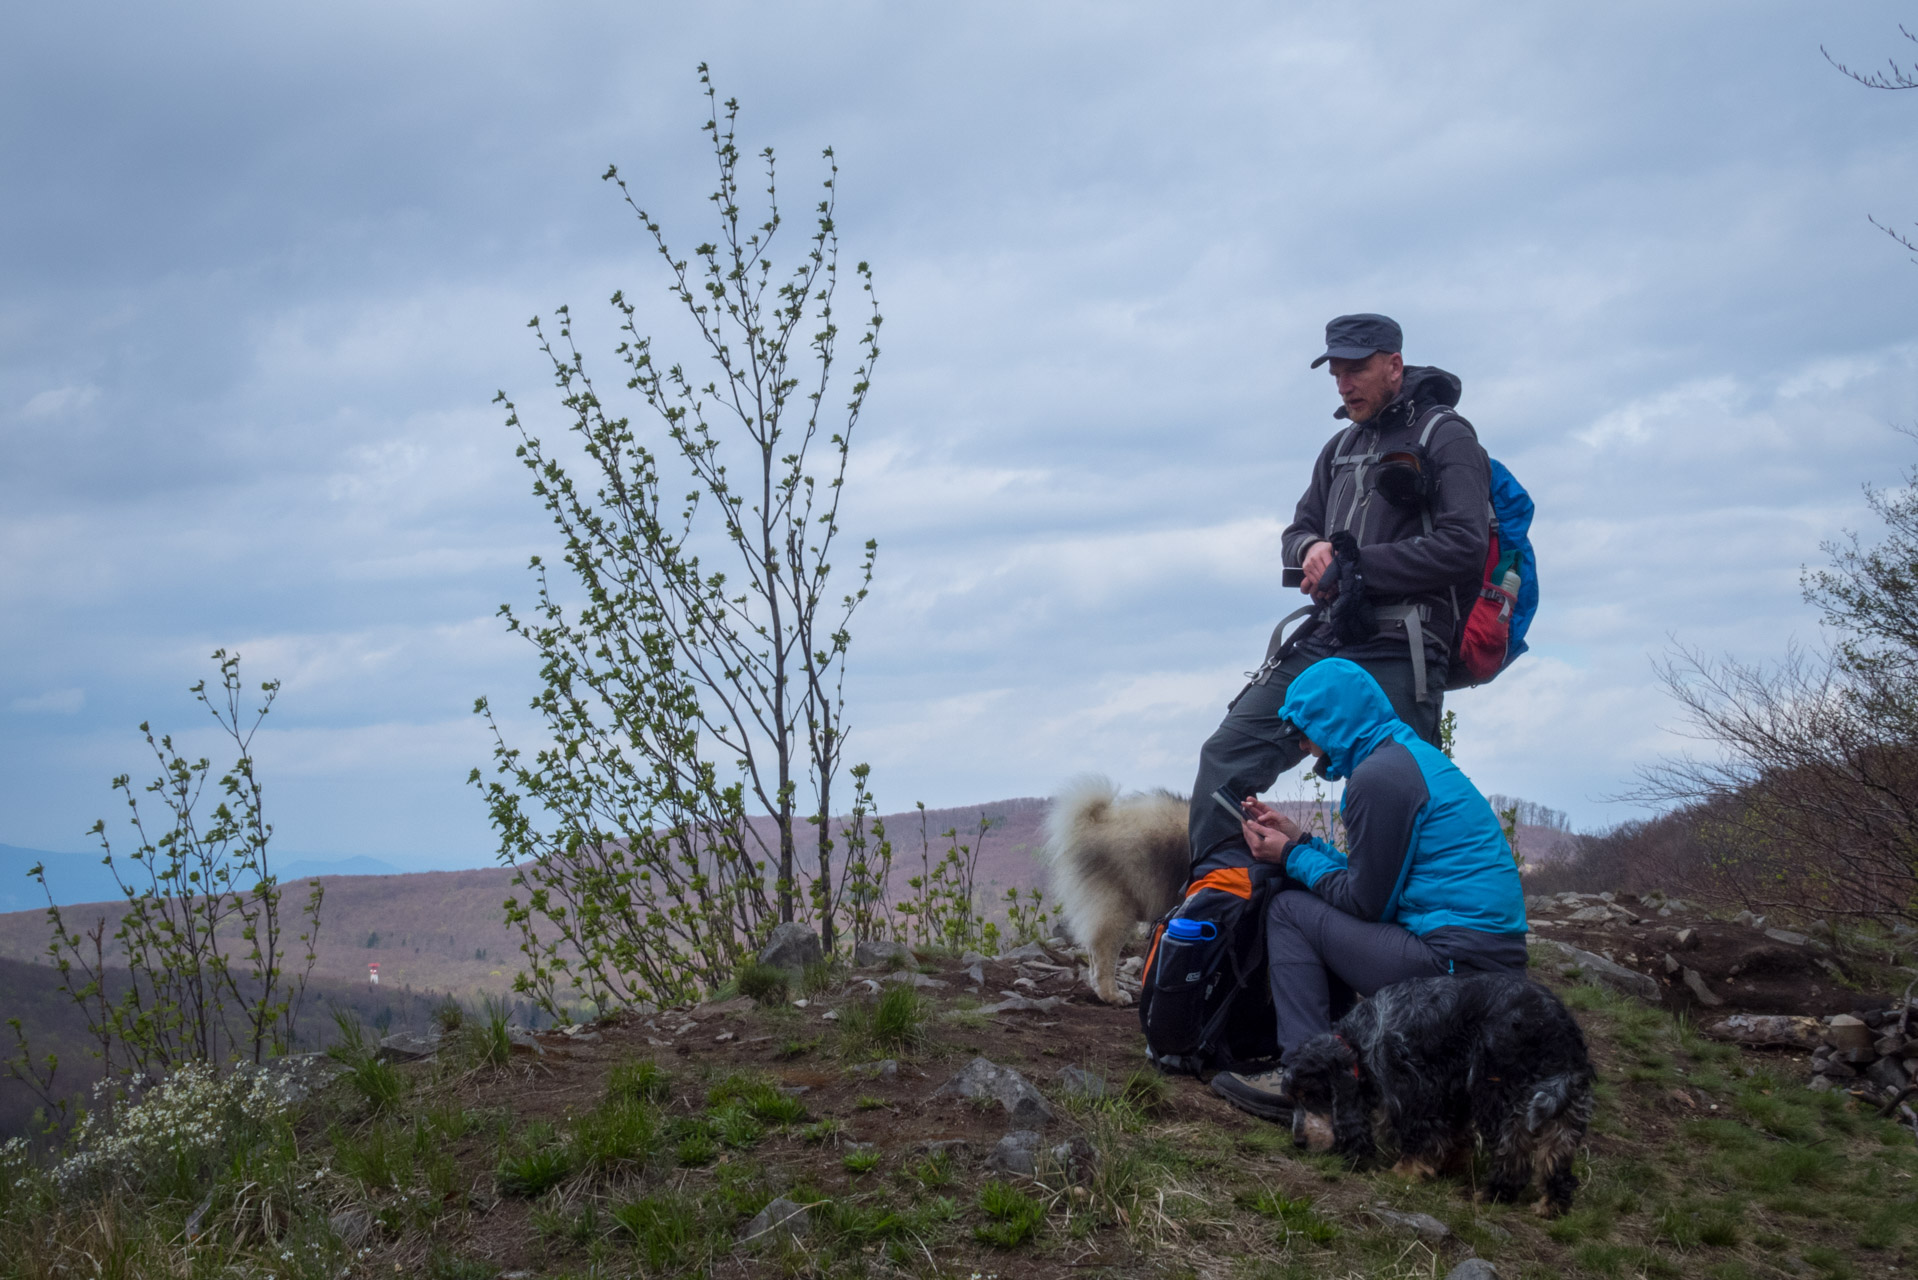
[1481, 1118, 1533, 1206]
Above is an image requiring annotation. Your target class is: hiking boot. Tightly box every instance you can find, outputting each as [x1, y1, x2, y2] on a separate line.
[1209, 1067, 1293, 1122]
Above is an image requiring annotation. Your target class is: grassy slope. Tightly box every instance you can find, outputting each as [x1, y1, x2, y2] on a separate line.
[5, 949, 1915, 1280]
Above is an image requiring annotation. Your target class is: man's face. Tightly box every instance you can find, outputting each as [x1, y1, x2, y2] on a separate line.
[1326, 351, 1404, 424]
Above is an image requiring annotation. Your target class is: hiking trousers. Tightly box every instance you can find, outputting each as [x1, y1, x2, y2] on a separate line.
[1186, 651, 1441, 873]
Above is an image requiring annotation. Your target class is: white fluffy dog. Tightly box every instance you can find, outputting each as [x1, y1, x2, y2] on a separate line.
[1042, 776, 1190, 1004]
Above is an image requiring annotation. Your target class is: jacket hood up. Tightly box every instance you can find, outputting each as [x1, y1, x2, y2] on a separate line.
[1332, 364, 1463, 421]
[1278, 658, 1419, 780]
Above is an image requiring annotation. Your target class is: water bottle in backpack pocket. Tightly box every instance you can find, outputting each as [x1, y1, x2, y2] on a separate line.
[1138, 865, 1279, 1075]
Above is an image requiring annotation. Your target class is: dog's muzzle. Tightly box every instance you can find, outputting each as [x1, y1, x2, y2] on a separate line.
[1292, 1108, 1335, 1152]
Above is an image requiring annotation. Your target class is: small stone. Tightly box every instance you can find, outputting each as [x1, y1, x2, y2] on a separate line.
[1763, 928, 1810, 948]
[1599, 892, 1616, 903]
[738, 1197, 810, 1249]
[1049, 1134, 1098, 1182]
[1863, 1009, 1887, 1029]
[760, 922, 824, 974]
[820, 1009, 839, 1022]
[1820, 1058, 1857, 1079]
[931, 1057, 1054, 1125]
[960, 950, 987, 966]
[966, 962, 985, 985]
[1733, 910, 1757, 927]
[1657, 906, 1674, 918]
[1808, 1074, 1840, 1092]
[850, 1058, 899, 1080]
[999, 941, 1053, 963]
[1370, 1205, 1450, 1241]
[1662, 953, 1681, 976]
[792, 998, 809, 1009]
[1118, 955, 1144, 977]
[1058, 1065, 1109, 1099]
[1875, 1033, 1907, 1058]
[982, 995, 1064, 1014]
[714, 1031, 736, 1043]
[986, 1130, 1043, 1177]
[1568, 906, 1610, 922]
[1825, 1015, 1873, 1053]
[915, 1138, 971, 1156]
[1675, 928, 1698, 950]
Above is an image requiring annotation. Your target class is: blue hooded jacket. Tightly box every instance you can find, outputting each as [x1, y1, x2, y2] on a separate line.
[1277, 660, 1527, 949]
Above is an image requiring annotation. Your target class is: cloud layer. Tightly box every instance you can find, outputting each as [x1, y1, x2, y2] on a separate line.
[3, 1, 1915, 865]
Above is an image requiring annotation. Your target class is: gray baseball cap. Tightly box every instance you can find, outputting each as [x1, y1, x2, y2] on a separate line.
[1310, 313, 1402, 368]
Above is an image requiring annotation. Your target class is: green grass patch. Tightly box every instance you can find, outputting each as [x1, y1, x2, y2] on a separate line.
[975, 1178, 1045, 1247]
[842, 1148, 881, 1175]
[1238, 1188, 1339, 1244]
[606, 1057, 671, 1105]
[611, 1192, 711, 1271]
[735, 960, 791, 1006]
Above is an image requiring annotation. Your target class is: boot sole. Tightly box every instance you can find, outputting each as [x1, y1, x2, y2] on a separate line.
[1208, 1075, 1293, 1123]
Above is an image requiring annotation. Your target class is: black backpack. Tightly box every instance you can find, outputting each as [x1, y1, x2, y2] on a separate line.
[1138, 862, 1281, 1075]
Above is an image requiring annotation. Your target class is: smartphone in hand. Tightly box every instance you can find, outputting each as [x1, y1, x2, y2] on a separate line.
[1210, 786, 1249, 823]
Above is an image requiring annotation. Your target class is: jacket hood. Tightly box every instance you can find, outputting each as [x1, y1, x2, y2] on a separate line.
[1332, 364, 1462, 421]
[1278, 659, 1419, 780]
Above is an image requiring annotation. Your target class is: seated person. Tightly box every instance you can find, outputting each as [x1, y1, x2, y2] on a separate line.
[1210, 658, 1529, 1122]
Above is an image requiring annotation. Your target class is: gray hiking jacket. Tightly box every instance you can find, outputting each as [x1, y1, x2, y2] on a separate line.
[1280, 365, 1491, 673]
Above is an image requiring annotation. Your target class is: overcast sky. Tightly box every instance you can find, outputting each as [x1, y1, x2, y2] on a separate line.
[3, 1, 1915, 868]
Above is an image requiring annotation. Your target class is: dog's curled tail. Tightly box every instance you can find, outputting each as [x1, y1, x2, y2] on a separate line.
[1524, 1071, 1593, 1134]
[1042, 774, 1119, 859]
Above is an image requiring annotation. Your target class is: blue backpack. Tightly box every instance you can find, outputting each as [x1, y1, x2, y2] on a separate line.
[1414, 410, 1538, 687]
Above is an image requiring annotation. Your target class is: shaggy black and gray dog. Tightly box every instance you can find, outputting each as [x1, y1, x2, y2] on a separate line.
[1280, 972, 1595, 1215]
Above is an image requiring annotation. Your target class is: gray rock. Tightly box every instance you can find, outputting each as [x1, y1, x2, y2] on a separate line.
[1875, 1033, 1907, 1058]
[1866, 1057, 1909, 1094]
[850, 1058, 899, 1081]
[883, 969, 948, 989]
[960, 950, 987, 967]
[328, 1207, 373, 1249]
[914, 1138, 971, 1157]
[1674, 928, 1699, 950]
[1567, 906, 1611, 922]
[985, 1129, 1043, 1177]
[1763, 928, 1810, 948]
[1681, 968, 1725, 1007]
[376, 1031, 441, 1062]
[966, 962, 986, 985]
[1733, 909, 1757, 927]
[507, 1025, 545, 1056]
[1820, 1057, 1857, 1079]
[854, 938, 912, 969]
[931, 1056, 1055, 1125]
[761, 922, 823, 974]
[1706, 1014, 1823, 1048]
[1370, 1205, 1450, 1241]
[1807, 1073, 1841, 1092]
[1445, 1261, 1500, 1280]
[738, 1197, 811, 1248]
[998, 942, 1053, 963]
[1530, 939, 1660, 1002]
[1058, 1066, 1109, 1099]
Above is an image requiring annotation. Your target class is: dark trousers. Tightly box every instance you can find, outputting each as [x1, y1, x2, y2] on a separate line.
[1264, 889, 1450, 1063]
[1186, 650, 1440, 872]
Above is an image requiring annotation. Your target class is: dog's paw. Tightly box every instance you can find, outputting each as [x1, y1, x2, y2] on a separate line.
[1389, 1157, 1437, 1182]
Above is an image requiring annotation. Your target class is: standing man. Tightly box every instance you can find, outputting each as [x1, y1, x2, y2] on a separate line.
[1187, 314, 1491, 876]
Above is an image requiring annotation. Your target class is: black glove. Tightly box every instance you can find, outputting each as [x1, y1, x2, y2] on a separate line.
[1325, 530, 1377, 647]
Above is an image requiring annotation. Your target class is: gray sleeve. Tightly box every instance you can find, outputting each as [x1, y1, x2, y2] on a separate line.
[1281, 433, 1343, 568]
[1357, 418, 1490, 595]
[1305, 742, 1427, 922]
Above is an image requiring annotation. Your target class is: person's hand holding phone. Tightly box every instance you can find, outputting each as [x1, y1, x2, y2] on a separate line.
[1240, 796, 1303, 865]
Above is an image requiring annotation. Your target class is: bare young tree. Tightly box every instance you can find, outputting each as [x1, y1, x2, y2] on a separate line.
[474, 67, 887, 1015]
[1638, 457, 1918, 925]
[1826, 23, 1918, 260]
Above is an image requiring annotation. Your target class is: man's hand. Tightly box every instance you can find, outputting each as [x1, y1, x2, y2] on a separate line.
[1241, 797, 1304, 865]
[1298, 540, 1335, 598]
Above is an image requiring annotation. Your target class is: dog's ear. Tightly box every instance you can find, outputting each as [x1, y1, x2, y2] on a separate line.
[1327, 1047, 1376, 1163]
